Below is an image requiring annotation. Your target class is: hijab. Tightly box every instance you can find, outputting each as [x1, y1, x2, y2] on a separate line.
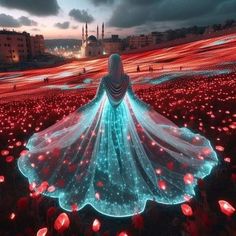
[104, 54, 129, 106]
[108, 54, 124, 83]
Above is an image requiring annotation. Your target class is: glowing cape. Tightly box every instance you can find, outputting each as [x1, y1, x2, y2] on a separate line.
[18, 62, 218, 218]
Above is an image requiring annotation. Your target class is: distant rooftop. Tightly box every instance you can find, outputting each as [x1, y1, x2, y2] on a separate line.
[0, 29, 24, 35]
[0, 29, 42, 37]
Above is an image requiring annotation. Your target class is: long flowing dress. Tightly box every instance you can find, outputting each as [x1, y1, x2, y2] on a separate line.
[18, 75, 218, 217]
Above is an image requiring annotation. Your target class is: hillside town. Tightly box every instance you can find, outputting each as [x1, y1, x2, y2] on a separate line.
[1, 19, 236, 65]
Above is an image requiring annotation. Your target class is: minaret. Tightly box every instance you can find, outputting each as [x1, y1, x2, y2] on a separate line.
[97, 25, 99, 40]
[102, 22, 104, 41]
[82, 26, 84, 43]
[85, 22, 88, 45]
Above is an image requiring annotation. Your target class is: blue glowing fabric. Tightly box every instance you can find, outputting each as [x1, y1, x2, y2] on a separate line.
[18, 77, 218, 217]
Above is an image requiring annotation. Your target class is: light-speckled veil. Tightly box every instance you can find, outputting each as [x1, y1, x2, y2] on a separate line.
[18, 54, 218, 217]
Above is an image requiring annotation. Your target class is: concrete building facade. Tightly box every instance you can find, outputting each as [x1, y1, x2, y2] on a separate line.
[103, 35, 123, 54]
[0, 30, 45, 64]
[128, 32, 159, 49]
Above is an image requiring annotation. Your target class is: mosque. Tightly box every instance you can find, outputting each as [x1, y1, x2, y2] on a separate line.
[80, 22, 104, 58]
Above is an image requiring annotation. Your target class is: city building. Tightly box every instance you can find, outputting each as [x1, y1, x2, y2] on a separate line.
[128, 32, 159, 49]
[30, 35, 45, 56]
[80, 23, 104, 58]
[103, 35, 123, 54]
[0, 29, 45, 64]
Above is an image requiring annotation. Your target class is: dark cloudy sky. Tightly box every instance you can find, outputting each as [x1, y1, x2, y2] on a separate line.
[0, 0, 235, 39]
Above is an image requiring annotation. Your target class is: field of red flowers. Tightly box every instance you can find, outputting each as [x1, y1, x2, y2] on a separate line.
[0, 33, 236, 236]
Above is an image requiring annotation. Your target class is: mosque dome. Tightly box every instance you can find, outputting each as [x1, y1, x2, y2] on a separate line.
[87, 35, 97, 44]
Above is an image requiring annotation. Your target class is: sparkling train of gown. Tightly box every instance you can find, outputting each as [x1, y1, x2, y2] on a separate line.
[18, 75, 218, 217]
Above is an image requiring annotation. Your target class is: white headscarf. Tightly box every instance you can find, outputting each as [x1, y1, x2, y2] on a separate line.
[108, 54, 124, 83]
[105, 54, 129, 106]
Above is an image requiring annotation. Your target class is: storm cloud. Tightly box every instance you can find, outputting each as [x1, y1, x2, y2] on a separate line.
[18, 16, 38, 26]
[89, 0, 114, 6]
[107, 0, 236, 28]
[0, 13, 20, 27]
[54, 21, 70, 29]
[0, 0, 60, 16]
[0, 14, 38, 28]
[69, 9, 95, 23]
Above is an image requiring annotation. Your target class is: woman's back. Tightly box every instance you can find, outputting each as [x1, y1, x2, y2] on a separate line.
[102, 54, 129, 106]
[103, 74, 129, 106]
